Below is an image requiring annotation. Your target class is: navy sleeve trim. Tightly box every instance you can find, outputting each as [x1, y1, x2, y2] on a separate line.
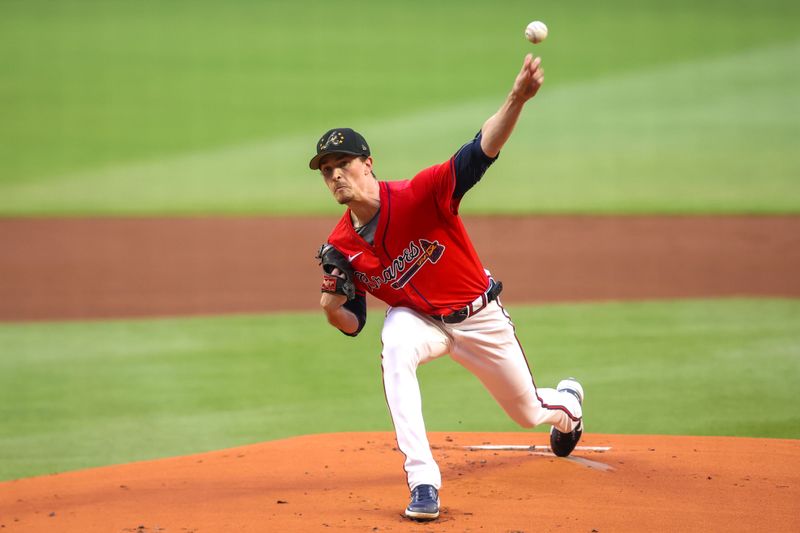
[340, 293, 367, 337]
[452, 131, 498, 200]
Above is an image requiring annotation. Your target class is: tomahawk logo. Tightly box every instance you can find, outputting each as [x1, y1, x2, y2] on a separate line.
[390, 239, 445, 289]
[355, 239, 446, 291]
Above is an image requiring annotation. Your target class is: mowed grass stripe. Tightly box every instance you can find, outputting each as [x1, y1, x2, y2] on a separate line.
[2, 0, 798, 186]
[1, 40, 797, 215]
[1, 298, 798, 480]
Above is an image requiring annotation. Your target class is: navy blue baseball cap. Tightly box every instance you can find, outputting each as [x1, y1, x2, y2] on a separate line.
[309, 128, 371, 170]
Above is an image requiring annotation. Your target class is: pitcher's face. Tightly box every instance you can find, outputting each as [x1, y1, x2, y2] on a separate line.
[320, 154, 374, 205]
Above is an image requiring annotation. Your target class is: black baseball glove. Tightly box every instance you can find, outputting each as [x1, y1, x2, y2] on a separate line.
[316, 243, 356, 300]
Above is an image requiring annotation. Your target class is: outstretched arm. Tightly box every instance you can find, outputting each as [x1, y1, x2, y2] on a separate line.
[480, 54, 544, 158]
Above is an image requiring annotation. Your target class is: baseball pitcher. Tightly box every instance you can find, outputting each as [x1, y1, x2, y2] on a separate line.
[313, 54, 583, 522]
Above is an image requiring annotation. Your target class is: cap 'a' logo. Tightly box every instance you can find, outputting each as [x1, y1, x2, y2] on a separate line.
[319, 131, 345, 150]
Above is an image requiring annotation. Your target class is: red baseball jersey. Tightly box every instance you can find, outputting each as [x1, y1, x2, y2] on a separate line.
[326, 157, 490, 315]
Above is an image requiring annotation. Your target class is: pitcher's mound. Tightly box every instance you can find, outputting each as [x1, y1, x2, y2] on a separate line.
[2, 432, 798, 532]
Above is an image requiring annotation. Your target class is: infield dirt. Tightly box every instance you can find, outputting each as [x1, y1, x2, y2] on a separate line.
[1, 215, 799, 321]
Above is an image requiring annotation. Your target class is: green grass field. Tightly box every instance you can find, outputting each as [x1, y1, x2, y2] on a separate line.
[1, 0, 798, 214]
[1, 0, 798, 487]
[1, 299, 798, 481]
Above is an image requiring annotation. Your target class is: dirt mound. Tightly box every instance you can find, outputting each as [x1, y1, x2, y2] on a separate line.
[1, 432, 797, 532]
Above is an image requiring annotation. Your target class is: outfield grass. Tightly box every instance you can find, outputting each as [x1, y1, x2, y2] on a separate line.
[1, 0, 798, 214]
[1, 298, 798, 481]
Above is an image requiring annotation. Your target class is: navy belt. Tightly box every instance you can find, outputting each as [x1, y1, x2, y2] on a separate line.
[431, 280, 503, 324]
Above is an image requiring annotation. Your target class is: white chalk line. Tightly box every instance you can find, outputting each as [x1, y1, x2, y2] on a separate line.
[464, 445, 611, 452]
[463, 445, 615, 472]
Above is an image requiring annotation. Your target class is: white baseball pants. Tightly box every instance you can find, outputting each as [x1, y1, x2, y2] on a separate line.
[380, 299, 582, 491]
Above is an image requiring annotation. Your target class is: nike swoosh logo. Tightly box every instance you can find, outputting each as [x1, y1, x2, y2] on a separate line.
[348, 251, 364, 262]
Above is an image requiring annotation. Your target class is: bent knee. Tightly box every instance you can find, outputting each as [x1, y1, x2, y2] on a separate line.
[502, 393, 553, 429]
[510, 411, 541, 429]
[516, 418, 537, 429]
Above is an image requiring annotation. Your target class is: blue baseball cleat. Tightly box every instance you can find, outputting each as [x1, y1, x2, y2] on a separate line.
[404, 484, 440, 521]
[550, 378, 584, 458]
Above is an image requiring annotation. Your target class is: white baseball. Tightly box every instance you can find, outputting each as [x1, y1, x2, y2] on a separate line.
[525, 21, 548, 44]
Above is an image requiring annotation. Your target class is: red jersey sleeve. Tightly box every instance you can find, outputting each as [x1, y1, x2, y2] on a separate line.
[409, 158, 460, 216]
